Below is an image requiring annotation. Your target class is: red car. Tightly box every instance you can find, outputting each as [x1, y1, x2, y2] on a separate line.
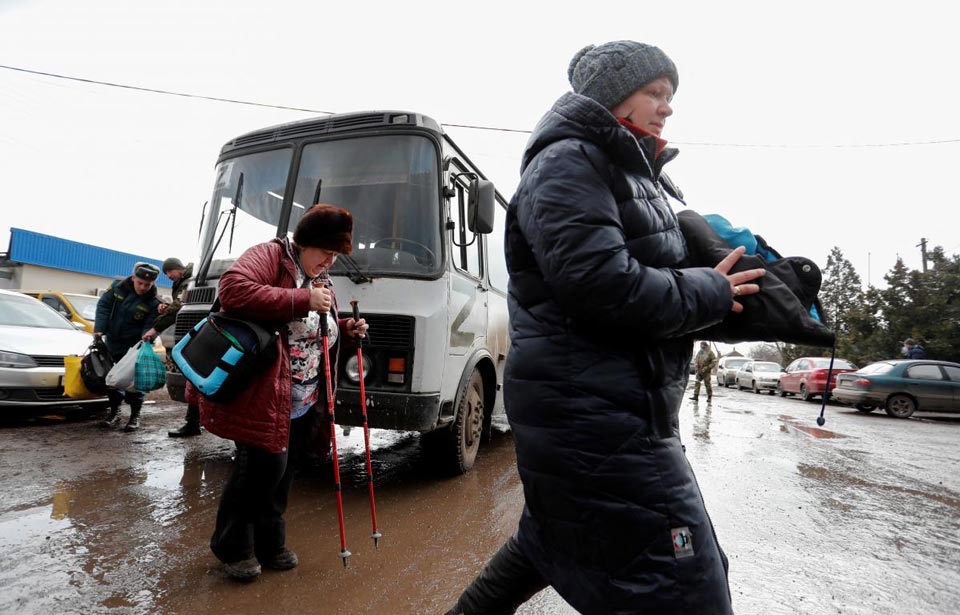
[777, 357, 858, 401]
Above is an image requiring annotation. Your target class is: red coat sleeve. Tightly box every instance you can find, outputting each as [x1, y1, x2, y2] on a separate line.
[217, 242, 312, 322]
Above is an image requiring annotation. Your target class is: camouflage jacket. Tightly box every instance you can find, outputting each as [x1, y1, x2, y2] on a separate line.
[152, 263, 193, 333]
[694, 348, 717, 373]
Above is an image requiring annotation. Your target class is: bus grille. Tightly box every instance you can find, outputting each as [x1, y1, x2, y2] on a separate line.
[364, 314, 414, 348]
[231, 113, 414, 148]
[186, 286, 217, 305]
[174, 311, 208, 340]
[31, 356, 65, 368]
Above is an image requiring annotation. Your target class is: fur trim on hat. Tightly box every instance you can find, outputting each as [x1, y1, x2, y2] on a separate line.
[293, 204, 353, 255]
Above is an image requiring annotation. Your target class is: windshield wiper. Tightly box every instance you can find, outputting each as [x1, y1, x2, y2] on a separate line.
[334, 254, 372, 284]
[199, 173, 243, 285]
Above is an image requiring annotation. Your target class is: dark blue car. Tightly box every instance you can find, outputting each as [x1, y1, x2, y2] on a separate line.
[832, 360, 960, 418]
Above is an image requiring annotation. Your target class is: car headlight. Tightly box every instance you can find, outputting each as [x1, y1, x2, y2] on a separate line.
[344, 354, 372, 383]
[0, 351, 38, 368]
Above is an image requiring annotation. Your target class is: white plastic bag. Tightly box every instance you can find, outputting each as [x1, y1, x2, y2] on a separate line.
[105, 341, 142, 391]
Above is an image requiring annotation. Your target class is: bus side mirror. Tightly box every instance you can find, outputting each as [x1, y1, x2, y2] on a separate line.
[467, 179, 495, 234]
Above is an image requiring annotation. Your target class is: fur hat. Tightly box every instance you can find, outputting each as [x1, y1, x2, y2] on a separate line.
[568, 40, 679, 110]
[132, 262, 160, 282]
[293, 204, 353, 255]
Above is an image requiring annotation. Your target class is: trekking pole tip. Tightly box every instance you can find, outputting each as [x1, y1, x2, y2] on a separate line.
[372, 531, 382, 549]
[816, 416, 825, 426]
[339, 549, 352, 567]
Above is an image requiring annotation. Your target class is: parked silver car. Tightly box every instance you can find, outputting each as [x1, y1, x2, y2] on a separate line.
[734, 360, 784, 394]
[0, 289, 106, 408]
[717, 356, 751, 387]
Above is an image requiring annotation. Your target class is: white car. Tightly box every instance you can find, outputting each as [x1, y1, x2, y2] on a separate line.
[0, 289, 106, 408]
[716, 356, 751, 387]
[734, 360, 784, 394]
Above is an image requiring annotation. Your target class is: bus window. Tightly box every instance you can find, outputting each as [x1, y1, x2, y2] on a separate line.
[451, 177, 482, 280]
[292, 135, 440, 277]
[487, 203, 508, 292]
[199, 148, 293, 274]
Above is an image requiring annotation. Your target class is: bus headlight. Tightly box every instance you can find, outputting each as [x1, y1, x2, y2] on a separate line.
[344, 354, 372, 383]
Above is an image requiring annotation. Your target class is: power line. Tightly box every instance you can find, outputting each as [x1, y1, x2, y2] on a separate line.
[3, 63, 960, 148]
[0, 64, 334, 115]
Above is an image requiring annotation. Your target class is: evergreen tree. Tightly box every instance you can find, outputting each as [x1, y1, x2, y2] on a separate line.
[820, 247, 863, 338]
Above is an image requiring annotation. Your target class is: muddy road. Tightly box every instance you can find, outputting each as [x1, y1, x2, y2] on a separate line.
[1, 384, 959, 614]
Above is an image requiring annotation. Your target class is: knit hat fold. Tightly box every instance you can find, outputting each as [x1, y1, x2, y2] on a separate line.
[568, 40, 679, 110]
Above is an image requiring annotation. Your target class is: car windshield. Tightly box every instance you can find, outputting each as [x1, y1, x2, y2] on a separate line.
[859, 362, 895, 375]
[290, 135, 441, 277]
[66, 295, 99, 320]
[754, 362, 781, 372]
[811, 359, 856, 369]
[0, 294, 74, 329]
[726, 359, 749, 368]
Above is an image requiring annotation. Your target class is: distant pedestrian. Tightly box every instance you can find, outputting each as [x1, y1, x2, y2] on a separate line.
[445, 40, 765, 615]
[901, 338, 927, 359]
[94, 262, 162, 432]
[690, 341, 717, 402]
[142, 257, 202, 438]
[201, 204, 368, 582]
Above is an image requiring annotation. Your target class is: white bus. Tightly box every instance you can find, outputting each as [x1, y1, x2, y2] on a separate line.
[166, 111, 510, 474]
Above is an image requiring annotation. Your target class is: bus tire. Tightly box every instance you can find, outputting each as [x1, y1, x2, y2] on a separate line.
[425, 368, 485, 475]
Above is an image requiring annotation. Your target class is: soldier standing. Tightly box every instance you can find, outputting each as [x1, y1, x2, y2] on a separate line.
[690, 341, 717, 402]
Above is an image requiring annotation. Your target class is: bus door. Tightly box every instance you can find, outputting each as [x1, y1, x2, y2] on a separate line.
[446, 160, 487, 356]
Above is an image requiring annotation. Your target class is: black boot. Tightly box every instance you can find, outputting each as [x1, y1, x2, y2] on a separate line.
[99, 406, 121, 429]
[124, 404, 142, 432]
[168, 404, 201, 437]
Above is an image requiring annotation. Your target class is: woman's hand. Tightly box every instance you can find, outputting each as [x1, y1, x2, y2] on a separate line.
[309, 285, 333, 313]
[714, 246, 766, 314]
[345, 317, 368, 339]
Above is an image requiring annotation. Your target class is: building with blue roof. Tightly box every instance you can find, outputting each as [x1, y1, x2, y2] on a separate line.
[0, 228, 173, 295]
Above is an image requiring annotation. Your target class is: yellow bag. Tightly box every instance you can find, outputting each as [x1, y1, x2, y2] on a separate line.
[64, 355, 98, 399]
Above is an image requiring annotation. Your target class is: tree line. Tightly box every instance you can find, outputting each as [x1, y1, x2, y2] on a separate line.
[749, 244, 960, 367]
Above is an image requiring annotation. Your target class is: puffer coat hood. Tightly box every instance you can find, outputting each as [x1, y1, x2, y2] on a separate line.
[504, 92, 734, 614]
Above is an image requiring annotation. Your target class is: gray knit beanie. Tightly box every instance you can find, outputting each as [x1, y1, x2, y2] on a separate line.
[568, 40, 679, 110]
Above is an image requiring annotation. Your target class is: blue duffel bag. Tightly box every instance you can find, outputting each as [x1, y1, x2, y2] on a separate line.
[172, 312, 279, 402]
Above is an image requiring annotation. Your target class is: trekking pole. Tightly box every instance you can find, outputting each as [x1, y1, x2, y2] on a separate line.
[351, 300, 382, 549]
[816, 344, 837, 427]
[321, 311, 351, 567]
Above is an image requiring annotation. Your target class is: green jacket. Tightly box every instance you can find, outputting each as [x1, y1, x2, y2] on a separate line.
[694, 348, 717, 374]
[151, 263, 193, 333]
[94, 277, 161, 357]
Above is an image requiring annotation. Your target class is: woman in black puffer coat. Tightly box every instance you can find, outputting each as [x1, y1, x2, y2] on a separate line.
[447, 41, 767, 615]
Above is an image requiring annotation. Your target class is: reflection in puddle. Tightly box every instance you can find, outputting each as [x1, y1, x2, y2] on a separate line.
[0, 504, 72, 548]
[779, 415, 847, 439]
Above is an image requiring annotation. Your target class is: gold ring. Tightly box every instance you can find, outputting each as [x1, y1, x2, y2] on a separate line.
[733, 285, 741, 296]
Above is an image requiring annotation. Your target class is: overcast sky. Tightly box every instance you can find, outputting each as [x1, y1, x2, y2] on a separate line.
[1, 0, 958, 293]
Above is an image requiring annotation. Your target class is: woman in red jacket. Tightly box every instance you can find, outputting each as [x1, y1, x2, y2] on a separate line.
[201, 204, 367, 581]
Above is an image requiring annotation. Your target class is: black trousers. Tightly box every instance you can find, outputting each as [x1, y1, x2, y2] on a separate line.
[106, 388, 145, 409]
[447, 535, 548, 615]
[210, 411, 310, 563]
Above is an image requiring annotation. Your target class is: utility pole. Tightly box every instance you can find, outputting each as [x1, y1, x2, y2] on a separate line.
[917, 238, 929, 273]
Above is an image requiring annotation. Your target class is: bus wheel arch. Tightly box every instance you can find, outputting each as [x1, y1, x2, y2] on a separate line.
[424, 356, 493, 475]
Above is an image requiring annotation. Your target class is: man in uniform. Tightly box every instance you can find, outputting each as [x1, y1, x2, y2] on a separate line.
[142, 257, 201, 438]
[690, 341, 717, 402]
[95, 262, 162, 431]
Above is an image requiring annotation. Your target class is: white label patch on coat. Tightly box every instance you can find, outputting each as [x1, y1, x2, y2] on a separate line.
[672, 526, 694, 559]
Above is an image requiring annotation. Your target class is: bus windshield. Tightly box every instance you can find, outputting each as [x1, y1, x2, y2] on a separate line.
[291, 134, 441, 277]
[197, 148, 293, 281]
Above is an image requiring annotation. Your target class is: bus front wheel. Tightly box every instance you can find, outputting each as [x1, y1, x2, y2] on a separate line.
[424, 369, 484, 475]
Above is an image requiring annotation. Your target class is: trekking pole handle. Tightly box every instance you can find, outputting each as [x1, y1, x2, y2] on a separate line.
[320, 310, 329, 337]
[350, 300, 362, 346]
